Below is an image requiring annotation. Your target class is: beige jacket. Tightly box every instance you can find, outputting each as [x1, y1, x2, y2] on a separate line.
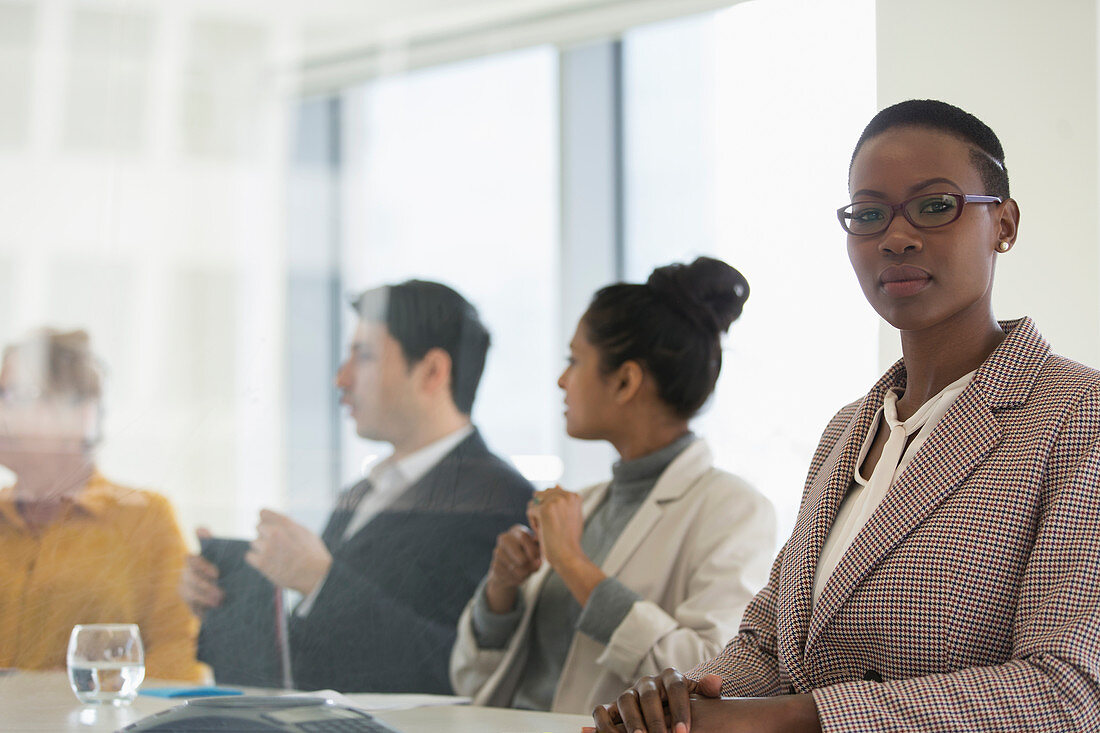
[449, 439, 776, 713]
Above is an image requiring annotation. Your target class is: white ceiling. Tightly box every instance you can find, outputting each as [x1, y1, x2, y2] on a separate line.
[289, 0, 742, 91]
[45, 0, 742, 92]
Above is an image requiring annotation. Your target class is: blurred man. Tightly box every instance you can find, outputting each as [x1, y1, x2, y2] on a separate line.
[181, 280, 532, 693]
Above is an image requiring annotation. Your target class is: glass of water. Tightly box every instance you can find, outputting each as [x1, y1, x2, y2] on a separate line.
[66, 624, 146, 705]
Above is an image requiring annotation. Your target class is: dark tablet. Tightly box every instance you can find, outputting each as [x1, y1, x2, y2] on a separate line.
[196, 537, 288, 688]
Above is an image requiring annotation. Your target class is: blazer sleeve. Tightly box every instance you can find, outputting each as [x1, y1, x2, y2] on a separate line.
[450, 580, 523, 702]
[811, 385, 1100, 732]
[596, 481, 777, 682]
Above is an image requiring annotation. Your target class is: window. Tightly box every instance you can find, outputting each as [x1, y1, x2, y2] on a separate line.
[623, 0, 879, 537]
[337, 47, 561, 488]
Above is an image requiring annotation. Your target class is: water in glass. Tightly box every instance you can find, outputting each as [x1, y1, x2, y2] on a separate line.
[67, 624, 145, 705]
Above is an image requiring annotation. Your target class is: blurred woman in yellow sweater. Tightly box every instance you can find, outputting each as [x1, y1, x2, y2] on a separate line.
[0, 329, 202, 681]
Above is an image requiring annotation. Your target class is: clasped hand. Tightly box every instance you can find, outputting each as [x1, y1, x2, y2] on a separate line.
[591, 668, 821, 733]
[592, 668, 723, 733]
[485, 486, 600, 613]
[526, 485, 586, 568]
[484, 524, 541, 613]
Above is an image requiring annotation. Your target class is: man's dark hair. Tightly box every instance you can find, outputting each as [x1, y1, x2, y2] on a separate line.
[851, 99, 1010, 199]
[352, 280, 490, 415]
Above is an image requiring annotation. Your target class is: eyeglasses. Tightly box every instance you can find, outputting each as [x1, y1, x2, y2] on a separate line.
[837, 192, 1003, 236]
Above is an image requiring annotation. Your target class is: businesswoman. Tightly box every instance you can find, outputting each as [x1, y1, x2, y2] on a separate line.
[450, 257, 776, 713]
[0, 329, 203, 681]
[595, 100, 1100, 733]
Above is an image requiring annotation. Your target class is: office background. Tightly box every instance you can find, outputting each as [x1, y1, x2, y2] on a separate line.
[0, 0, 1093, 548]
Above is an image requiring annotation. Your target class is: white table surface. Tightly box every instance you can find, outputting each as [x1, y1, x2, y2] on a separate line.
[0, 671, 593, 733]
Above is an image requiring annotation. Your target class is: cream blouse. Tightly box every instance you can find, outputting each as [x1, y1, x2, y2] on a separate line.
[812, 370, 976, 607]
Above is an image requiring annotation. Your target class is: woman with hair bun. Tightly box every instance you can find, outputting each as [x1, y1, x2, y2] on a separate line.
[449, 257, 776, 713]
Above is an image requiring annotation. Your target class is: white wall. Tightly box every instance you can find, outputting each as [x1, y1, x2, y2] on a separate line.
[874, 0, 1099, 371]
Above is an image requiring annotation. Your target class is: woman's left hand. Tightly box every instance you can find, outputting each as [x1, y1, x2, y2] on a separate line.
[527, 486, 585, 568]
[528, 486, 607, 606]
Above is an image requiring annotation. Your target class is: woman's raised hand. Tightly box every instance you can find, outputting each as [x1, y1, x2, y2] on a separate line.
[526, 486, 609, 606]
[526, 485, 587, 568]
[484, 524, 542, 613]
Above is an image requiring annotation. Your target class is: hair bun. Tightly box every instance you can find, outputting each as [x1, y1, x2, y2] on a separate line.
[645, 256, 749, 334]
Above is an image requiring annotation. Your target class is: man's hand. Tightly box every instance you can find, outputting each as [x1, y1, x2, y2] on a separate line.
[179, 527, 224, 617]
[245, 509, 333, 595]
[485, 524, 542, 614]
[592, 668, 722, 733]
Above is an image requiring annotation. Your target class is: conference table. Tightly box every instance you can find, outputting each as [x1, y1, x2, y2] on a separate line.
[0, 671, 594, 732]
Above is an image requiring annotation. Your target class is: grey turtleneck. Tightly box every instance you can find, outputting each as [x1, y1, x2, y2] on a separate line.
[470, 432, 695, 711]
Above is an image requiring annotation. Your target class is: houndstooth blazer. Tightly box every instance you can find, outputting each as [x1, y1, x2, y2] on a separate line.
[692, 317, 1100, 731]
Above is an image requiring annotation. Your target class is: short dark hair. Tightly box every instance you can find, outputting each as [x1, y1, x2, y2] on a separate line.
[352, 280, 489, 415]
[582, 257, 749, 419]
[851, 99, 1009, 199]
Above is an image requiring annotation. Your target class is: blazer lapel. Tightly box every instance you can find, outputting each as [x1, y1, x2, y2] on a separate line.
[785, 317, 1047, 679]
[379, 430, 484, 513]
[321, 478, 372, 549]
[805, 379, 1002, 656]
[776, 384, 885, 690]
[598, 440, 712, 578]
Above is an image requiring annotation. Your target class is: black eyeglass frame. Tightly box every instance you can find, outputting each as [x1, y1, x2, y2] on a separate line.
[837, 192, 1003, 236]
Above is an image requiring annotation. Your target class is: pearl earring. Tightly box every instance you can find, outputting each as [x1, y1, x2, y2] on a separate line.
[996, 241, 1012, 253]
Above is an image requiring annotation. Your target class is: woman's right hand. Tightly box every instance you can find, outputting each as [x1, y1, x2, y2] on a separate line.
[484, 524, 541, 614]
[592, 668, 723, 733]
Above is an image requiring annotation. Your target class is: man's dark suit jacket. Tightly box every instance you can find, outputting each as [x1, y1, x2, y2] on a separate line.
[288, 429, 532, 693]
